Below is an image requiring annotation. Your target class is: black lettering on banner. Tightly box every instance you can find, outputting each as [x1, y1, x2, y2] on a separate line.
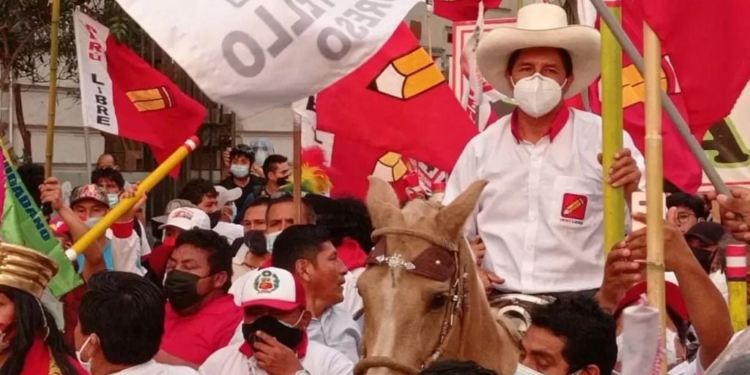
[702, 119, 750, 164]
[256, 6, 293, 57]
[97, 116, 110, 126]
[97, 106, 109, 116]
[97, 86, 103, 94]
[293, 0, 326, 19]
[318, 27, 351, 60]
[95, 95, 107, 105]
[343, 8, 381, 28]
[222, 31, 266, 78]
[284, 0, 316, 36]
[92, 73, 105, 85]
[225, 0, 250, 8]
[354, 0, 392, 18]
[335, 16, 368, 39]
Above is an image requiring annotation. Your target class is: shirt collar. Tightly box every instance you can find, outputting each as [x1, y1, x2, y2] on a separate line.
[239, 331, 309, 359]
[510, 104, 570, 144]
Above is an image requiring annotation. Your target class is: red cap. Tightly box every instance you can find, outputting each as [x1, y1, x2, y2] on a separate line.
[49, 217, 70, 237]
[614, 281, 688, 322]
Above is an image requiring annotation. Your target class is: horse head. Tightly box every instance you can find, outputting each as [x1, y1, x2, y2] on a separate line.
[356, 177, 518, 375]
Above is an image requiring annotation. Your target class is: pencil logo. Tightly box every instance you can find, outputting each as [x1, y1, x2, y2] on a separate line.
[126, 86, 174, 112]
[561, 193, 588, 222]
[368, 48, 445, 100]
[621, 55, 678, 109]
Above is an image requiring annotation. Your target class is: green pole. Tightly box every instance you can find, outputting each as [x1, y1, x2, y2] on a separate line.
[601, 0, 625, 256]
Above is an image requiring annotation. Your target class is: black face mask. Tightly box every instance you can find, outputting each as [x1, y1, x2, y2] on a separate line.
[163, 270, 206, 312]
[276, 177, 289, 187]
[690, 246, 715, 274]
[242, 315, 304, 350]
[208, 210, 222, 228]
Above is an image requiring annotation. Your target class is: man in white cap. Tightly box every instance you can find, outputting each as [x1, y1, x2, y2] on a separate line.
[200, 267, 353, 375]
[445, 4, 644, 299]
[158, 207, 212, 246]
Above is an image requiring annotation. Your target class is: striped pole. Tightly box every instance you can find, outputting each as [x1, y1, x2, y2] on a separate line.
[726, 244, 748, 331]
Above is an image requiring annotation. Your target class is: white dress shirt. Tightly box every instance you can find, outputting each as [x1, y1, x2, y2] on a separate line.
[444, 108, 645, 294]
[340, 268, 365, 317]
[199, 341, 353, 375]
[113, 360, 199, 375]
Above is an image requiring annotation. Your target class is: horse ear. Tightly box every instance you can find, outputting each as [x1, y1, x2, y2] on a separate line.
[366, 177, 403, 229]
[436, 180, 488, 238]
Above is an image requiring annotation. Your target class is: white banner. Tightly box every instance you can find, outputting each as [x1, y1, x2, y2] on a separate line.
[73, 10, 119, 135]
[116, 0, 419, 118]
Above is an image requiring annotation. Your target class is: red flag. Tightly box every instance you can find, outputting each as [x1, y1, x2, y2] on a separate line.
[641, 0, 750, 127]
[317, 24, 477, 174]
[580, 1, 707, 193]
[433, 0, 502, 22]
[75, 11, 205, 177]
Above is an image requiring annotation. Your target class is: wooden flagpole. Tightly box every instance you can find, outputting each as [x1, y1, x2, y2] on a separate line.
[601, 0, 625, 256]
[293, 113, 302, 224]
[44, 0, 62, 178]
[644, 21, 667, 375]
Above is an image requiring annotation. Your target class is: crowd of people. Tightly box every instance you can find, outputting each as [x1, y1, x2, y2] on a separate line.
[0, 3, 748, 375]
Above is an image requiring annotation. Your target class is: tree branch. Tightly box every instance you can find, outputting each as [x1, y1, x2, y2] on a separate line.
[0, 31, 33, 86]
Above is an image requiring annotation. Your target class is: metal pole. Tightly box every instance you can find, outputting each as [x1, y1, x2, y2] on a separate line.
[293, 114, 302, 224]
[601, 0, 624, 256]
[83, 125, 92, 177]
[589, 0, 730, 195]
[644, 21, 667, 375]
[8, 73, 13, 146]
[45, 0, 61, 177]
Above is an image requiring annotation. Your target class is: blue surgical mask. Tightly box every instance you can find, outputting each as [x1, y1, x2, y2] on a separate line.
[86, 217, 102, 228]
[106, 193, 119, 207]
[230, 164, 250, 178]
[266, 231, 281, 252]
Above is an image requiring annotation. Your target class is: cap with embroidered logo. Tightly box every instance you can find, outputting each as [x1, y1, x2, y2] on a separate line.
[240, 267, 306, 311]
[157, 207, 211, 231]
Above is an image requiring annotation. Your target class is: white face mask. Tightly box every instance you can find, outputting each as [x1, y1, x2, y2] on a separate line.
[512, 73, 566, 118]
[514, 363, 581, 375]
[106, 193, 119, 207]
[76, 335, 93, 372]
[266, 231, 281, 252]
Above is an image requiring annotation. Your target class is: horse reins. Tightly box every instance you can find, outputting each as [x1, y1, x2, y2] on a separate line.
[354, 227, 469, 375]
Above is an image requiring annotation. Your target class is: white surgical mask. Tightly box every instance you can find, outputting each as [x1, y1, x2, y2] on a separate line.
[230, 164, 250, 178]
[106, 193, 119, 207]
[86, 217, 102, 228]
[229, 203, 238, 223]
[76, 335, 93, 372]
[514, 364, 544, 375]
[266, 231, 281, 252]
[617, 330, 682, 367]
[512, 73, 566, 118]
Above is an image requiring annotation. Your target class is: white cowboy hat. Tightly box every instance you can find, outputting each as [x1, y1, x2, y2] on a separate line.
[476, 3, 601, 99]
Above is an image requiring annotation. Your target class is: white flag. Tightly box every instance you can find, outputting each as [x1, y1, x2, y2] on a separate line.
[115, 0, 419, 118]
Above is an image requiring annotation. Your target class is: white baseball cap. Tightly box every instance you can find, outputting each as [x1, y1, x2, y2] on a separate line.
[157, 207, 211, 231]
[240, 267, 306, 311]
[215, 185, 243, 208]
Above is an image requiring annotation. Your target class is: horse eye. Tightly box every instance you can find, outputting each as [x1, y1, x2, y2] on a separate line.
[429, 294, 448, 311]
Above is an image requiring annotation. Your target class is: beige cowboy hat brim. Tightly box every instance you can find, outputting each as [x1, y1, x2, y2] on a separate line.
[476, 25, 601, 99]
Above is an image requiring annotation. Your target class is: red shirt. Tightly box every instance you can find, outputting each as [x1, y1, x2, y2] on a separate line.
[161, 294, 242, 365]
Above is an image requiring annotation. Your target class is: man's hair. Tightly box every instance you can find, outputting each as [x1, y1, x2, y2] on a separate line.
[307, 195, 374, 251]
[97, 153, 117, 165]
[666, 192, 707, 219]
[91, 167, 125, 190]
[530, 295, 617, 375]
[243, 196, 270, 215]
[79, 271, 165, 366]
[272, 224, 332, 272]
[507, 48, 574, 77]
[178, 178, 218, 205]
[266, 194, 316, 224]
[17, 163, 45, 208]
[175, 229, 233, 291]
[418, 360, 497, 375]
[262, 154, 288, 179]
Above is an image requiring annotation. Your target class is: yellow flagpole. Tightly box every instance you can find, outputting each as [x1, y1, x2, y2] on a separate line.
[601, 0, 625, 255]
[644, 21, 667, 375]
[726, 244, 748, 331]
[44, 0, 61, 178]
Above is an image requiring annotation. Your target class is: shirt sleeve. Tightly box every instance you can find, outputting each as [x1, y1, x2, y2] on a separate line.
[109, 222, 144, 275]
[623, 129, 646, 192]
[321, 349, 355, 375]
[443, 141, 480, 238]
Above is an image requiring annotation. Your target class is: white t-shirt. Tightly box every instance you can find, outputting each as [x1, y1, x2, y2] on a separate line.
[113, 360, 199, 375]
[668, 359, 703, 375]
[199, 341, 353, 375]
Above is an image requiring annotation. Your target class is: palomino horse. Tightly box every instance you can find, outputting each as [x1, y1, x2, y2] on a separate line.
[355, 178, 519, 375]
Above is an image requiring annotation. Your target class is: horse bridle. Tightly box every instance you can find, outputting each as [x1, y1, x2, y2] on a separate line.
[354, 227, 469, 375]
